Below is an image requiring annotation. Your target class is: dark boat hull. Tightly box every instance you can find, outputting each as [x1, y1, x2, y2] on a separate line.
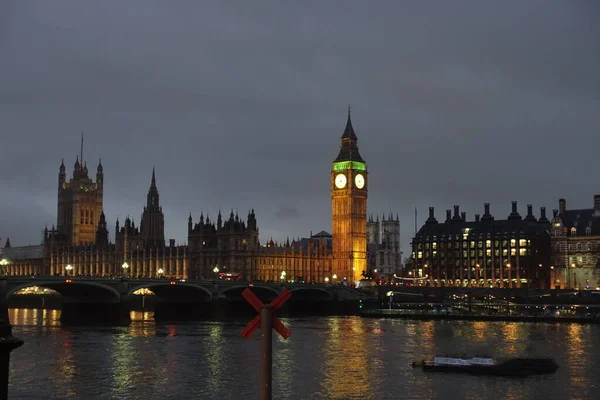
[422, 358, 558, 377]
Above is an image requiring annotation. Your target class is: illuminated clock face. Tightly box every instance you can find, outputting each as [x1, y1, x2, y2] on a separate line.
[334, 174, 347, 189]
[355, 174, 365, 189]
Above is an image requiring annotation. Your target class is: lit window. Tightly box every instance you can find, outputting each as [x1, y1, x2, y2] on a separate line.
[417, 251, 423, 259]
[519, 248, 527, 256]
[486, 249, 491, 257]
[486, 240, 491, 248]
[432, 242, 437, 249]
[510, 239, 516, 246]
[503, 249, 508, 256]
[519, 239, 527, 247]
[511, 248, 516, 256]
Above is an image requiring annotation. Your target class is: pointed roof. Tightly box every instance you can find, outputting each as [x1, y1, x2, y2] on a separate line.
[333, 106, 365, 163]
[151, 167, 156, 187]
[341, 106, 358, 140]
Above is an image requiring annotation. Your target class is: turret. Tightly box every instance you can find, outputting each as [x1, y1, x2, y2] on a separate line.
[95, 210, 109, 247]
[96, 159, 103, 186]
[58, 159, 66, 188]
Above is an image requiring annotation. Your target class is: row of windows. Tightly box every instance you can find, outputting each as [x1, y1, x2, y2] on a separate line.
[554, 242, 600, 252]
[416, 239, 530, 251]
[415, 248, 530, 259]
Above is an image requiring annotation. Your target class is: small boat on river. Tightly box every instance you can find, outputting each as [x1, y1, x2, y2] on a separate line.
[412, 356, 558, 377]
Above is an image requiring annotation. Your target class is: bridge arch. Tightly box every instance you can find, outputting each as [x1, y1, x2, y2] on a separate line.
[128, 283, 213, 301]
[288, 287, 334, 301]
[7, 281, 121, 302]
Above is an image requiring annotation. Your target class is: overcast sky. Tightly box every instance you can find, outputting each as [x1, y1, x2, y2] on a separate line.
[1, 1, 599, 254]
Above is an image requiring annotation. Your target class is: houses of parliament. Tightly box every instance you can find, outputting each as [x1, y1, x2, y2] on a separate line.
[1, 112, 401, 284]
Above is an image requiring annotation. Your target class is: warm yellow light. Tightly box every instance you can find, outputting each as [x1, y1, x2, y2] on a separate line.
[157, 268, 164, 275]
[332, 274, 337, 279]
[122, 262, 129, 269]
[0, 259, 9, 266]
[65, 264, 73, 271]
[325, 277, 329, 282]
[213, 267, 219, 273]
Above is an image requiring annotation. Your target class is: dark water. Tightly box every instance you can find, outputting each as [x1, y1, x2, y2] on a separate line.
[7, 308, 600, 399]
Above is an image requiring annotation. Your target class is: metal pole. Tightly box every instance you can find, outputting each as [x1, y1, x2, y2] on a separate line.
[260, 306, 272, 400]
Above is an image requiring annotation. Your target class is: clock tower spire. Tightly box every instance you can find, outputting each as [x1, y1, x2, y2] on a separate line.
[331, 108, 368, 285]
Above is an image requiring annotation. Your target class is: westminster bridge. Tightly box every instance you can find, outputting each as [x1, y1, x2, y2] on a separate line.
[2, 276, 365, 324]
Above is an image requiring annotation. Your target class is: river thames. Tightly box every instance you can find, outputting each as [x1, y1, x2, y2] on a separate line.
[7, 308, 600, 399]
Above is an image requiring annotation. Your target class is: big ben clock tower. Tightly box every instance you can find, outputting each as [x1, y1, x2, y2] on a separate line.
[331, 107, 367, 285]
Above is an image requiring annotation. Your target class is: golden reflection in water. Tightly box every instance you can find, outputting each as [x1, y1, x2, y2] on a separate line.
[55, 330, 77, 398]
[108, 334, 137, 396]
[501, 324, 518, 354]
[9, 308, 61, 327]
[207, 322, 224, 395]
[321, 317, 372, 400]
[471, 321, 486, 342]
[565, 324, 589, 398]
[273, 318, 293, 395]
[412, 321, 435, 358]
[129, 311, 156, 337]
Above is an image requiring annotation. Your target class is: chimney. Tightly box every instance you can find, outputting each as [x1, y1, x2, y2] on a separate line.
[508, 201, 522, 220]
[461, 212, 466, 221]
[538, 207, 549, 224]
[426, 207, 437, 224]
[453, 205, 460, 219]
[559, 198, 566, 215]
[553, 209, 558, 218]
[475, 214, 480, 222]
[594, 195, 600, 217]
[446, 209, 451, 222]
[169, 239, 175, 247]
[525, 204, 537, 222]
[481, 203, 493, 221]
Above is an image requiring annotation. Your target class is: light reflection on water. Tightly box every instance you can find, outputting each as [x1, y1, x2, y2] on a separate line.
[7, 309, 600, 400]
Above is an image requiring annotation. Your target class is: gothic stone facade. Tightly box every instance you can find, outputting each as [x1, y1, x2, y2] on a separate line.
[549, 196, 600, 289]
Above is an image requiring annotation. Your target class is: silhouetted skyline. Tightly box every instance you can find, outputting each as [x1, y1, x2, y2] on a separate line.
[1, 1, 599, 253]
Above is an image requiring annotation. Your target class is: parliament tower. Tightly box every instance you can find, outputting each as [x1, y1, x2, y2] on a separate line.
[57, 136, 104, 246]
[331, 108, 368, 284]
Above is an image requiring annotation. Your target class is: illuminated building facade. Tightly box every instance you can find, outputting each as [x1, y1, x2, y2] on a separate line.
[411, 202, 551, 288]
[331, 109, 368, 284]
[549, 196, 600, 289]
[57, 154, 104, 246]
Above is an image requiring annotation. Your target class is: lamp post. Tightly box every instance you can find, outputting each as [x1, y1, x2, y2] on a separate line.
[213, 266, 219, 280]
[280, 271, 286, 283]
[157, 268, 164, 279]
[122, 262, 129, 278]
[0, 259, 8, 276]
[324, 277, 329, 284]
[332, 274, 337, 284]
[65, 264, 73, 277]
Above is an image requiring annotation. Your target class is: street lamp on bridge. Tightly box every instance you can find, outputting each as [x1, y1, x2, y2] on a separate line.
[122, 262, 129, 277]
[157, 268, 164, 278]
[65, 264, 73, 276]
